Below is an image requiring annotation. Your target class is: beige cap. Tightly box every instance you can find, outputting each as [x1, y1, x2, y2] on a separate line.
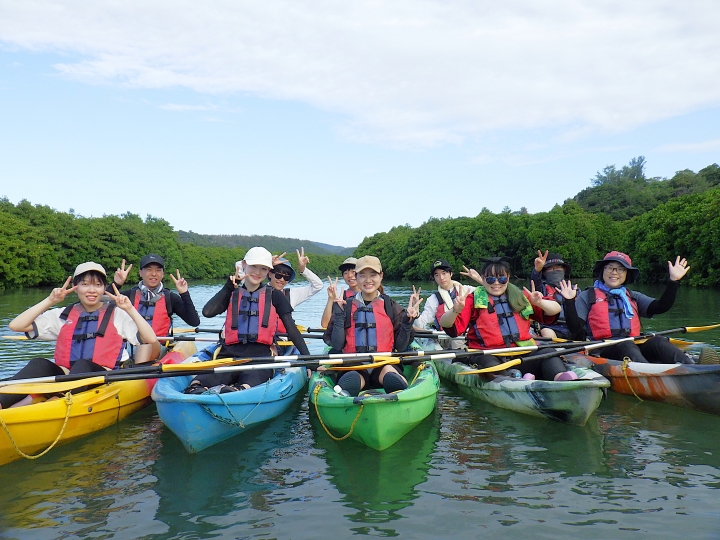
[355, 255, 382, 273]
[338, 257, 357, 271]
[73, 261, 107, 278]
[243, 247, 273, 269]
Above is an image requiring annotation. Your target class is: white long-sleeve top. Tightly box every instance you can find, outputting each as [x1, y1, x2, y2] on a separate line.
[286, 267, 324, 308]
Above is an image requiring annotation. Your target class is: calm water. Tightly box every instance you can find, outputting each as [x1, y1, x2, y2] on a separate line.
[1, 279, 720, 539]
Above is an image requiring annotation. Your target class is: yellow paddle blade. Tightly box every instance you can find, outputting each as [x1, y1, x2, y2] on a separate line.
[686, 323, 720, 332]
[329, 356, 399, 371]
[296, 325, 308, 333]
[1, 335, 29, 340]
[458, 359, 521, 375]
[161, 358, 251, 371]
[275, 341, 293, 346]
[0, 376, 107, 394]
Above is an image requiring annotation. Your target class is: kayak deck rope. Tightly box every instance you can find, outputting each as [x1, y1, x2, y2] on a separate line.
[0, 393, 73, 460]
[313, 382, 364, 442]
[621, 357, 644, 402]
[200, 376, 272, 428]
[408, 362, 426, 387]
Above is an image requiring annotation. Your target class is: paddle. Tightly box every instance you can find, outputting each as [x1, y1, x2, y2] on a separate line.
[457, 323, 720, 375]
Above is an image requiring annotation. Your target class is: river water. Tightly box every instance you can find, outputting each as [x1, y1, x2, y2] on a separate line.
[1, 279, 720, 539]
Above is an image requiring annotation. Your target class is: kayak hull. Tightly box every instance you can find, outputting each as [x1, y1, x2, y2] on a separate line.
[570, 353, 720, 416]
[433, 358, 610, 426]
[309, 362, 439, 451]
[0, 342, 196, 466]
[152, 367, 307, 453]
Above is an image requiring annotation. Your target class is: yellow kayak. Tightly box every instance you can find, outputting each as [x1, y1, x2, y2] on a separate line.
[0, 341, 196, 466]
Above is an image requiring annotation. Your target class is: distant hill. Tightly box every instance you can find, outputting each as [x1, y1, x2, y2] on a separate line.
[177, 230, 355, 256]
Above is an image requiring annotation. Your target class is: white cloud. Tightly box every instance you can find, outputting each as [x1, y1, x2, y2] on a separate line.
[1, 0, 720, 146]
[657, 139, 720, 153]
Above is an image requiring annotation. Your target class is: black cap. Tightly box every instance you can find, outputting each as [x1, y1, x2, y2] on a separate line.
[543, 253, 571, 276]
[430, 259, 452, 276]
[140, 254, 165, 269]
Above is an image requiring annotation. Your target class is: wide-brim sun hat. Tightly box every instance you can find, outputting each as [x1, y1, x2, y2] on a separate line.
[243, 247, 274, 269]
[543, 253, 571, 276]
[272, 258, 296, 283]
[593, 251, 639, 284]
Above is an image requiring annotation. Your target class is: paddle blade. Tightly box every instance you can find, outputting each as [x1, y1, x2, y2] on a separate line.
[0, 376, 107, 394]
[686, 323, 720, 333]
[161, 358, 252, 371]
[458, 358, 521, 375]
[1, 335, 29, 340]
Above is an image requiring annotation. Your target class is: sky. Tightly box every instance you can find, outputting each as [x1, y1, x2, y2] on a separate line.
[1, 1, 719, 248]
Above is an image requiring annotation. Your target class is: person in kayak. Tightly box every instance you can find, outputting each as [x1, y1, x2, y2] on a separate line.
[320, 257, 360, 328]
[439, 257, 578, 381]
[561, 251, 694, 364]
[267, 248, 323, 354]
[109, 254, 201, 362]
[529, 250, 576, 339]
[413, 258, 475, 349]
[183, 247, 310, 394]
[324, 255, 422, 396]
[2, 262, 159, 409]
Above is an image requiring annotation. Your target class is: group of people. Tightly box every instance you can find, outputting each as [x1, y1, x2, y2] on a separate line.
[1, 243, 698, 407]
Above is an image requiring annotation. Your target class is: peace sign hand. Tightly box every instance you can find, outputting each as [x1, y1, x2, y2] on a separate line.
[114, 259, 133, 286]
[106, 284, 132, 312]
[230, 265, 245, 288]
[460, 265, 482, 284]
[327, 276, 345, 305]
[407, 285, 424, 319]
[523, 281, 544, 306]
[452, 286, 471, 314]
[48, 276, 77, 305]
[271, 252, 287, 267]
[534, 250, 548, 272]
[170, 269, 189, 294]
[296, 247, 309, 273]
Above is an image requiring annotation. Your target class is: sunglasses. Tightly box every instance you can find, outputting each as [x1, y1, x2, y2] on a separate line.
[273, 272, 291, 281]
[483, 276, 509, 285]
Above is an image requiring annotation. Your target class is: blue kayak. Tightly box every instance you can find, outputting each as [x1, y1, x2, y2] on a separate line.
[152, 367, 307, 453]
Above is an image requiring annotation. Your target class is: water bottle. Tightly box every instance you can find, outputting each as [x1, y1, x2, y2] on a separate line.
[333, 385, 351, 397]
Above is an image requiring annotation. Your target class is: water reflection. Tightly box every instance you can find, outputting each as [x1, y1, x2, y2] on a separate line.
[310, 410, 439, 526]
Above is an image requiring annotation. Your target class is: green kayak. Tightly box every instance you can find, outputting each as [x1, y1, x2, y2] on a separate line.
[309, 362, 439, 451]
[434, 358, 610, 426]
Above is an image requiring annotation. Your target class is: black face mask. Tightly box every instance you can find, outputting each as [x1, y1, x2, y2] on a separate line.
[544, 270, 565, 286]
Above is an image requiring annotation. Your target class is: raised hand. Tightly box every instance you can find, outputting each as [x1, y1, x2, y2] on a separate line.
[407, 285, 423, 319]
[460, 265, 482, 284]
[230, 265, 245, 288]
[557, 279, 577, 300]
[48, 276, 77, 305]
[296, 247, 309, 273]
[534, 250, 548, 272]
[106, 284, 132, 311]
[271, 252, 287, 267]
[523, 280, 544, 306]
[452, 285, 471, 314]
[114, 259, 133, 286]
[327, 276, 345, 305]
[170, 269, 189, 294]
[668, 256, 690, 282]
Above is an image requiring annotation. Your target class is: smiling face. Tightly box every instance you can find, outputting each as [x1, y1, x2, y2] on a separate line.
[481, 269, 510, 297]
[602, 263, 628, 288]
[74, 272, 107, 311]
[268, 266, 292, 291]
[139, 263, 164, 288]
[433, 268, 453, 289]
[243, 262, 270, 290]
[356, 268, 383, 300]
[342, 268, 358, 290]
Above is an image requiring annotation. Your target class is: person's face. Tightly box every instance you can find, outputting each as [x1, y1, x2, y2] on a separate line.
[481, 270, 510, 296]
[268, 267, 292, 290]
[139, 263, 164, 288]
[433, 268, 452, 289]
[357, 269, 383, 297]
[543, 264, 565, 274]
[342, 268, 357, 289]
[602, 263, 627, 288]
[75, 274, 106, 309]
[244, 263, 270, 287]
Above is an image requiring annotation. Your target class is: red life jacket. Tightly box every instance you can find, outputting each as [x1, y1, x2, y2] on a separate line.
[537, 284, 567, 326]
[586, 287, 641, 339]
[276, 289, 292, 334]
[470, 295, 533, 349]
[343, 295, 395, 353]
[54, 303, 125, 369]
[128, 287, 173, 337]
[344, 289, 356, 300]
[224, 285, 278, 346]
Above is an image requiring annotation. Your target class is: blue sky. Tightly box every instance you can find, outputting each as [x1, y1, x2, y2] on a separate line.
[1, 1, 719, 247]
